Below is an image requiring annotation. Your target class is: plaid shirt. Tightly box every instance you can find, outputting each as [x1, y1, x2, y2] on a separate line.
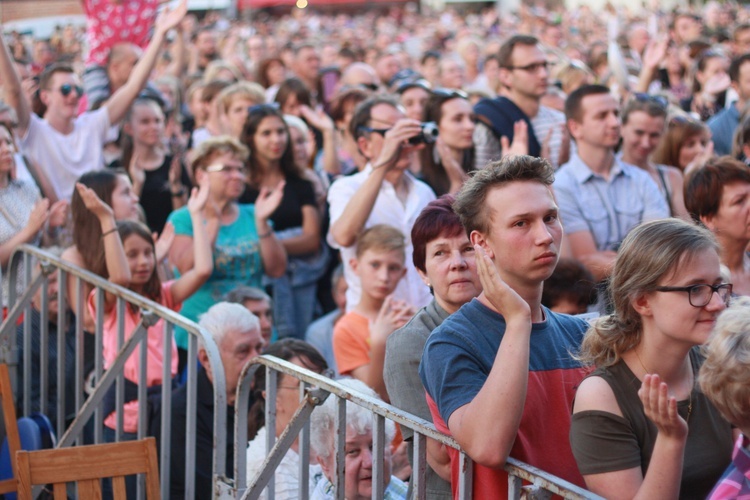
[708, 434, 750, 499]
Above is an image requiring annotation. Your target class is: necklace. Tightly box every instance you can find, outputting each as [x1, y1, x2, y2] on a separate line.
[633, 348, 693, 423]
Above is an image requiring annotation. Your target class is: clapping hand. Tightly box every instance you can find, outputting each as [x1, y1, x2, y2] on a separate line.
[639, 374, 688, 441]
[370, 295, 415, 343]
[500, 120, 529, 159]
[255, 180, 285, 223]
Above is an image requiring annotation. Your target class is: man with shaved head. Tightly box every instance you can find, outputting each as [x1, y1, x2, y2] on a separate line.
[339, 62, 380, 91]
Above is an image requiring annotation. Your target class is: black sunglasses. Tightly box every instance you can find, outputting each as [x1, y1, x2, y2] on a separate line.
[58, 84, 83, 97]
[357, 125, 391, 137]
[248, 102, 280, 114]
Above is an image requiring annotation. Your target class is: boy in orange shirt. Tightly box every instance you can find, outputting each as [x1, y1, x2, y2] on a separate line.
[333, 224, 415, 401]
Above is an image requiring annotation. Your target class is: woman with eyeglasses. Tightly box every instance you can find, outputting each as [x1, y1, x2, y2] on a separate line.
[246, 338, 329, 499]
[240, 105, 327, 340]
[651, 114, 713, 174]
[417, 89, 476, 196]
[685, 157, 750, 296]
[167, 136, 286, 370]
[618, 96, 688, 218]
[570, 218, 734, 500]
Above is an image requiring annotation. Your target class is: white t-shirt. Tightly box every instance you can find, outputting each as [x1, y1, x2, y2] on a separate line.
[19, 108, 111, 200]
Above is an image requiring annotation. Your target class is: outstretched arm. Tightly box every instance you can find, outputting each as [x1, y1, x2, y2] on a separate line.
[105, 0, 187, 125]
[0, 25, 31, 135]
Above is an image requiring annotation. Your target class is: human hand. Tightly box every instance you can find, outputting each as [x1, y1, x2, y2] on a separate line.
[255, 180, 285, 223]
[372, 118, 423, 171]
[500, 120, 529, 158]
[154, 0, 188, 37]
[47, 199, 69, 228]
[187, 176, 210, 215]
[638, 374, 688, 441]
[475, 245, 531, 322]
[128, 152, 146, 193]
[370, 295, 415, 343]
[75, 182, 114, 220]
[684, 141, 714, 175]
[642, 37, 669, 70]
[24, 198, 50, 237]
[435, 137, 466, 183]
[299, 105, 335, 133]
[154, 222, 175, 262]
[704, 73, 731, 96]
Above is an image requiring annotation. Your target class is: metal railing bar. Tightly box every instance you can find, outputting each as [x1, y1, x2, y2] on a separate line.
[458, 451, 473, 500]
[115, 297, 125, 441]
[56, 268, 66, 439]
[372, 413, 385, 500]
[39, 273, 49, 417]
[160, 321, 174, 500]
[334, 395, 346, 500]
[265, 369, 277, 499]
[0, 273, 42, 342]
[185, 334, 197, 500]
[74, 276, 84, 447]
[412, 432, 427, 499]
[94, 288, 104, 444]
[299, 380, 310, 500]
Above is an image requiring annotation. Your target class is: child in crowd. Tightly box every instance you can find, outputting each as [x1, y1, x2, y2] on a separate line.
[541, 258, 597, 315]
[79, 177, 212, 444]
[332, 224, 414, 400]
[700, 296, 750, 499]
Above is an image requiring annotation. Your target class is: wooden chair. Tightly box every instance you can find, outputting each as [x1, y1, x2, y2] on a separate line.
[15, 437, 160, 500]
[0, 363, 22, 495]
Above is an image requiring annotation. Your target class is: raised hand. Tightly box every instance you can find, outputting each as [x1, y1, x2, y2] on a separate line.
[373, 118, 423, 170]
[299, 105, 335, 132]
[638, 374, 688, 441]
[475, 244, 531, 322]
[47, 199, 69, 228]
[500, 120, 529, 158]
[154, 222, 175, 262]
[255, 180, 286, 223]
[154, 0, 188, 37]
[128, 152, 146, 195]
[187, 176, 210, 215]
[75, 182, 113, 220]
[642, 37, 669, 70]
[436, 137, 467, 184]
[25, 199, 50, 237]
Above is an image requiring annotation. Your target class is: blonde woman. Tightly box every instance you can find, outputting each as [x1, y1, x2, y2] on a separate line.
[570, 218, 734, 499]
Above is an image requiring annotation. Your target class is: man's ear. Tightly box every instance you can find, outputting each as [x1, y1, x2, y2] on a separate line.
[349, 257, 359, 274]
[566, 118, 582, 142]
[470, 230, 494, 260]
[39, 88, 51, 107]
[198, 348, 212, 380]
[497, 67, 513, 91]
[356, 135, 372, 160]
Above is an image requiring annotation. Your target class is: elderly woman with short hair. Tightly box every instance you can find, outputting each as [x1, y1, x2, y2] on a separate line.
[310, 378, 407, 500]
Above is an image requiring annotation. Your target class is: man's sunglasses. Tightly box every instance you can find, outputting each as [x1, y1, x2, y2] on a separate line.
[58, 84, 84, 97]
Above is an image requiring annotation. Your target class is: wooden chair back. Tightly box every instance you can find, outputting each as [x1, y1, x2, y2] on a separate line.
[15, 437, 160, 500]
[0, 363, 21, 495]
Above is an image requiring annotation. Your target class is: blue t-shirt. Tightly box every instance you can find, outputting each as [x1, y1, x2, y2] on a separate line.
[419, 298, 589, 493]
[167, 204, 263, 349]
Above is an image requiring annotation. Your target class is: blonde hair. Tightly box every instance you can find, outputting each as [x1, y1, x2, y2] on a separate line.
[355, 224, 406, 259]
[699, 296, 750, 429]
[578, 219, 718, 367]
[189, 135, 249, 176]
[217, 81, 266, 113]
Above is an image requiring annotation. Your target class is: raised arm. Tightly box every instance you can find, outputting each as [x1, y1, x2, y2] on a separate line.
[254, 181, 287, 278]
[75, 183, 130, 310]
[445, 246, 532, 468]
[330, 119, 422, 248]
[169, 178, 213, 303]
[0, 26, 31, 135]
[104, 0, 187, 125]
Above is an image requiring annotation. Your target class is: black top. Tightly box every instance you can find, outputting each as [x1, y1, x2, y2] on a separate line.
[238, 176, 316, 231]
[109, 154, 192, 234]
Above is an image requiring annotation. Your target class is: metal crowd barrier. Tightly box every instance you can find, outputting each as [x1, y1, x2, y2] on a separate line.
[0, 244, 229, 500]
[230, 356, 601, 500]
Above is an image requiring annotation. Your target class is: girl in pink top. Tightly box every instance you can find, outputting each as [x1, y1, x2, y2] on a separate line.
[78, 177, 213, 435]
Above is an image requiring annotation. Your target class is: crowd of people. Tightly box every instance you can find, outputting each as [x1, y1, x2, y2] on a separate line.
[4, 0, 750, 497]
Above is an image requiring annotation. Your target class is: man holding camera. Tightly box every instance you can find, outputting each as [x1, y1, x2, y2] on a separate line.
[328, 95, 435, 311]
[554, 85, 668, 282]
